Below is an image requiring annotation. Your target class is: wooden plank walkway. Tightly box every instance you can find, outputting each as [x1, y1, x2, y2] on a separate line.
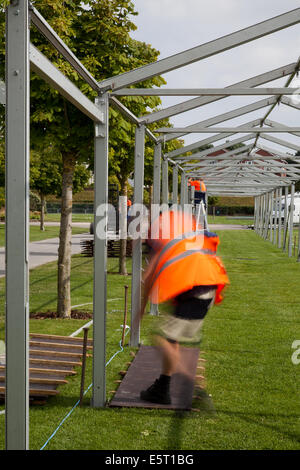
[0, 333, 93, 403]
[110, 345, 199, 411]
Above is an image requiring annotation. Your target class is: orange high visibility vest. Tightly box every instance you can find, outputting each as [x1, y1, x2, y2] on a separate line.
[199, 181, 206, 192]
[189, 180, 206, 192]
[146, 228, 229, 305]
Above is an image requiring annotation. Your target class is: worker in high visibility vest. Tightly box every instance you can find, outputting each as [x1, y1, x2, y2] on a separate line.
[139, 208, 229, 405]
[189, 178, 206, 207]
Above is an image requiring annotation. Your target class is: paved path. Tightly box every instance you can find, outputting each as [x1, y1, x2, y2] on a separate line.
[209, 224, 250, 230]
[0, 232, 91, 278]
[0, 221, 250, 278]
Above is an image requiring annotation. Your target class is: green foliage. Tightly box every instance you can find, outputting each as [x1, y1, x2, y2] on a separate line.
[29, 190, 41, 211]
[0, 137, 4, 187]
[208, 195, 219, 206]
[0, 186, 4, 208]
[30, 146, 92, 197]
[0, 0, 183, 195]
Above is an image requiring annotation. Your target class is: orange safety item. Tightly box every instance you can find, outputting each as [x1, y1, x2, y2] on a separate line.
[127, 199, 132, 207]
[145, 210, 229, 306]
[189, 180, 206, 192]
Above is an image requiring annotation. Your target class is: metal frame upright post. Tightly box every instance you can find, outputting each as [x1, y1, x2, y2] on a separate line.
[273, 188, 278, 245]
[283, 185, 289, 250]
[270, 191, 274, 243]
[180, 171, 185, 207]
[297, 207, 300, 262]
[92, 92, 109, 407]
[254, 196, 258, 232]
[278, 187, 282, 248]
[153, 142, 161, 205]
[130, 125, 145, 346]
[149, 142, 161, 315]
[172, 164, 178, 205]
[5, 0, 30, 450]
[181, 173, 188, 207]
[162, 158, 169, 205]
[263, 192, 269, 240]
[288, 183, 295, 257]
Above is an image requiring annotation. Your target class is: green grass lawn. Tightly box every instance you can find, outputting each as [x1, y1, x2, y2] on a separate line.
[0, 230, 299, 450]
[208, 215, 253, 226]
[0, 224, 88, 247]
[44, 213, 93, 223]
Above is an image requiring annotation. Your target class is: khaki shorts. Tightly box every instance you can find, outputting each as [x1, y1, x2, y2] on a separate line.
[158, 314, 204, 344]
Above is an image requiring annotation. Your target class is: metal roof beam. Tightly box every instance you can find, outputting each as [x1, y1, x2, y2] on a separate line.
[30, 4, 101, 92]
[156, 126, 300, 134]
[265, 118, 300, 137]
[29, 44, 104, 123]
[112, 87, 300, 97]
[98, 9, 300, 91]
[260, 134, 300, 151]
[167, 120, 260, 158]
[109, 96, 158, 144]
[174, 134, 256, 161]
[142, 62, 298, 124]
[160, 96, 278, 142]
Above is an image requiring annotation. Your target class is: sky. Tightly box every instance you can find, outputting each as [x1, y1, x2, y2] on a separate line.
[129, 0, 300, 153]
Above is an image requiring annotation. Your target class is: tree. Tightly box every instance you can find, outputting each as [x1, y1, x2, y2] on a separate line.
[0, 0, 182, 315]
[30, 147, 91, 230]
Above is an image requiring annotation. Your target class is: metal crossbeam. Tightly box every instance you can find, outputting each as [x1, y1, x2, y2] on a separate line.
[280, 95, 300, 111]
[177, 137, 256, 162]
[256, 143, 298, 161]
[30, 44, 104, 123]
[161, 96, 278, 142]
[167, 120, 261, 158]
[142, 63, 298, 124]
[112, 87, 300, 96]
[156, 126, 300, 134]
[98, 9, 300, 91]
[30, 4, 101, 92]
[260, 134, 300, 152]
[109, 96, 158, 143]
[265, 118, 300, 137]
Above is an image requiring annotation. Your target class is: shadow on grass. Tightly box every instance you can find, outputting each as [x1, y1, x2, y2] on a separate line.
[30, 276, 93, 313]
[218, 409, 300, 445]
[29, 257, 92, 288]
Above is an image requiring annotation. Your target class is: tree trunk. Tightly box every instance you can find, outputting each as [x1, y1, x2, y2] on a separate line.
[119, 178, 128, 275]
[57, 152, 75, 318]
[40, 193, 45, 231]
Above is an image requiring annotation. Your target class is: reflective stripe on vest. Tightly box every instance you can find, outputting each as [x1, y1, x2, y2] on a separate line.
[152, 248, 217, 288]
[149, 231, 216, 286]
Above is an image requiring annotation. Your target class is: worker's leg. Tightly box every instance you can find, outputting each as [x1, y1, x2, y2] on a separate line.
[154, 335, 179, 376]
[140, 336, 176, 404]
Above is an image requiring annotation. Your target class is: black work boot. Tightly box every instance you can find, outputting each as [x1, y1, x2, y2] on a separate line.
[140, 374, 171, 405]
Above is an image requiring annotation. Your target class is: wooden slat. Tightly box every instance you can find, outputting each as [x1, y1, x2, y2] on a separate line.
[0, 386, 59, 397]
[29, 348, 91, 359]
[30, 333, 93, 345]
[29, 340, 93, 351]
[0, 366, 75, 377]
[0, 376, 68, 386]
[29, 357, 82, 367]
[0, 360, 80, 371]
[28, 367, 76, 376]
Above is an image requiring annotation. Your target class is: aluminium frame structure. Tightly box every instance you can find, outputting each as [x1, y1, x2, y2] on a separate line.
[3, 0, 300, 449]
